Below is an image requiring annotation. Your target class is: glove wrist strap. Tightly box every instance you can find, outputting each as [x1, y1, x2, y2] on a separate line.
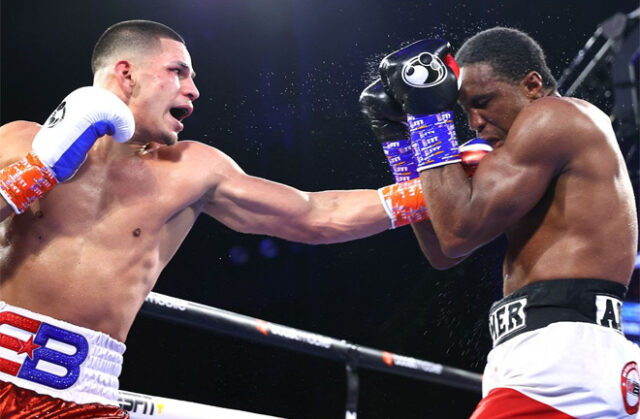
[408, 111, 460, 171]
[0, 152, 58, 214]
[381, 139, 419, 183]
[378, 178, 429, 229]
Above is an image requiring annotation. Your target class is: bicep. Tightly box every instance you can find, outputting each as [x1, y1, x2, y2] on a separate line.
[466, 111, 568, 237]
[204, 167, 313, 238]
[471, 147, 556, 229]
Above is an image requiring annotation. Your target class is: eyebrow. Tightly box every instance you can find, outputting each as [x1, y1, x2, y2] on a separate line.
[173, 61, 196, 79]
[462, 93, 491, 107]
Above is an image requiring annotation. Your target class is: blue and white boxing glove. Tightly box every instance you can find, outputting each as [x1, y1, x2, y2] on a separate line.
[33, 86, 135, 181]
[0, 87, 135, 214]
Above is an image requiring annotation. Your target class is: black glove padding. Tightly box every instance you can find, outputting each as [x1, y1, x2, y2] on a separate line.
[359, 79, 408, 143]
[379, 39, 460, 116]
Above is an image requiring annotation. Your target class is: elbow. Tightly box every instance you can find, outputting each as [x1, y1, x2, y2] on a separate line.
[439, 239, 467, 259]
[437, 228, 475, 259]
[426, 256, 460, 271]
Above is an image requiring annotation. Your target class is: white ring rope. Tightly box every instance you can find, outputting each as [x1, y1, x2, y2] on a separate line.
[118, 389, 282, 419]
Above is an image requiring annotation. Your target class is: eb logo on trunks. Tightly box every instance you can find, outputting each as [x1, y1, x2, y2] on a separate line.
[0, 311, 88, 389]
[488, 297, 527, 346]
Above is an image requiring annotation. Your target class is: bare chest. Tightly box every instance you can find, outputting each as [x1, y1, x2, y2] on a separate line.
[3, 153, 206, 265]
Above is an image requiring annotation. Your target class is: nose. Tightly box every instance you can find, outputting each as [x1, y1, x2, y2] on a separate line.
[467, 109, 486, 136]
[183, 78, 200, 101]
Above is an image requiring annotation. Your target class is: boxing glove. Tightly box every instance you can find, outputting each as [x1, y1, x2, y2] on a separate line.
[378, 138, 492, 229]
[0, 86, 135, 214]
[379, 39, 461, 172]
[359, 79, 417, 182]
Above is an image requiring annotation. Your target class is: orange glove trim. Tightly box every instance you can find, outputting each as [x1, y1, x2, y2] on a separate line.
[0, 152, 58, 214]
[378, 178, 429, 229]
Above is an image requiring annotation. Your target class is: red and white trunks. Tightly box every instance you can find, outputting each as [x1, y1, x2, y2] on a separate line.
[471, 279, 640, 419]
[0, 302, 129, 418]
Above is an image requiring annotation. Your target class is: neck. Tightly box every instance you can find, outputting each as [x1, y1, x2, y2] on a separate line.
[544, 88, 561, 98]
[91, 136, 159, 161]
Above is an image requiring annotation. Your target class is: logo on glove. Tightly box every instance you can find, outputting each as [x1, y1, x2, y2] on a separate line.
[401, 52, 447, 88]
[46, 101, 66, 128]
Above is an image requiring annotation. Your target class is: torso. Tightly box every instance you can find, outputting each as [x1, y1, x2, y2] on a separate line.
[501, 97, 637, 295]
[0, 122, 221, 341]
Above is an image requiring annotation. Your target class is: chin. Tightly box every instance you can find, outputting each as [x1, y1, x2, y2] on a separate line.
[158, 131, 179, 146]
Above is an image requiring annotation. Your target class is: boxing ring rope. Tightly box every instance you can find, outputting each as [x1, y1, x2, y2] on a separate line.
[121, 291, 482, 418]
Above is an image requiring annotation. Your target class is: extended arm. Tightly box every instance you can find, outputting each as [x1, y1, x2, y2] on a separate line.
[203, 148, 391, 244]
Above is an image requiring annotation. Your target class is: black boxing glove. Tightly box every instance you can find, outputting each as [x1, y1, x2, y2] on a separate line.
[379, 39, 461, 171]
[359, 79, 417, 182]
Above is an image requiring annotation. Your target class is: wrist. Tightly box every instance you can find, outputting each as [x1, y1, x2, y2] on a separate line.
[0, 152, 58, 214]
[408, 111, 460, 171]
[381, 139, 419, 182]
[378, 178, 429, 229]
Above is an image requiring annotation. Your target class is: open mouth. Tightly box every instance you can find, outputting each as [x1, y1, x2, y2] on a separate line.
[170, 106, 191, 122]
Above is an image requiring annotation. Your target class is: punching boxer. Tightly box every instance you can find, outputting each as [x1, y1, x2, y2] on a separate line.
[0, 20, 434, 417]
[374, 28, 640, 418]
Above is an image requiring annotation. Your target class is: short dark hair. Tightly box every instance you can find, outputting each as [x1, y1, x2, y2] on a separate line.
[455, 27, 557, 91]
[91, 20, 185, 74]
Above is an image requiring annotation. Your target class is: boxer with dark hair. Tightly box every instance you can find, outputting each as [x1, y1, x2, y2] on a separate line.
[0, 19, 427, 417]
[378, 27, 639, 418]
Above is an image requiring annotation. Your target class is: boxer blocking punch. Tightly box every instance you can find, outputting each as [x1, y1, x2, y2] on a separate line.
[359, 76, 491, 233]
[379, 30, 639, 418]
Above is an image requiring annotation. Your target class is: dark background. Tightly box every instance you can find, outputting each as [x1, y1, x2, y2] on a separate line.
[1, 1, 638, 418]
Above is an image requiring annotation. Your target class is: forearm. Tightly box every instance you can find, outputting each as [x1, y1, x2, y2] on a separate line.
[306, 189, 391, 244]
[411, 219, 467, 270]
[206, 172, 392, 245]
[419, 164, 487, 257]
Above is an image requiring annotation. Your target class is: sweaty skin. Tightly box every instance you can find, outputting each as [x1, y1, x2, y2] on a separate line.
[0, 39, 390, 342]
[414, 63, 637, 295]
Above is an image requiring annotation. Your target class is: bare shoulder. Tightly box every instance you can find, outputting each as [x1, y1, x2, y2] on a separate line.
[508, 96, 611, 155]
[0, 120, 40, 142]
[161, 140, 245, 177]
[520, 96, 609, 138]
[0, 120, 41, 164]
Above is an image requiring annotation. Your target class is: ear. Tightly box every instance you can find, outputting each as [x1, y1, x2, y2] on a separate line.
[519, 71, 544, 100]
[114, 60, 135, 97]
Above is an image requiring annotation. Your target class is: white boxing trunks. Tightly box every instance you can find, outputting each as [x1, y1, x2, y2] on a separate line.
[471, 279, 640, 419]
[0, 301, 126, 407]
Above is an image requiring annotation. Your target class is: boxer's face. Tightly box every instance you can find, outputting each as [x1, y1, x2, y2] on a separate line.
[458, 63, 529, 148]
[129, 38, 199, 146]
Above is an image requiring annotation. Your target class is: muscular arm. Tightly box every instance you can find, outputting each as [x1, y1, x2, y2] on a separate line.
[202, 147, 391, 244]
[411, 220, 468, 270]
[418, 100, 568, 257]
